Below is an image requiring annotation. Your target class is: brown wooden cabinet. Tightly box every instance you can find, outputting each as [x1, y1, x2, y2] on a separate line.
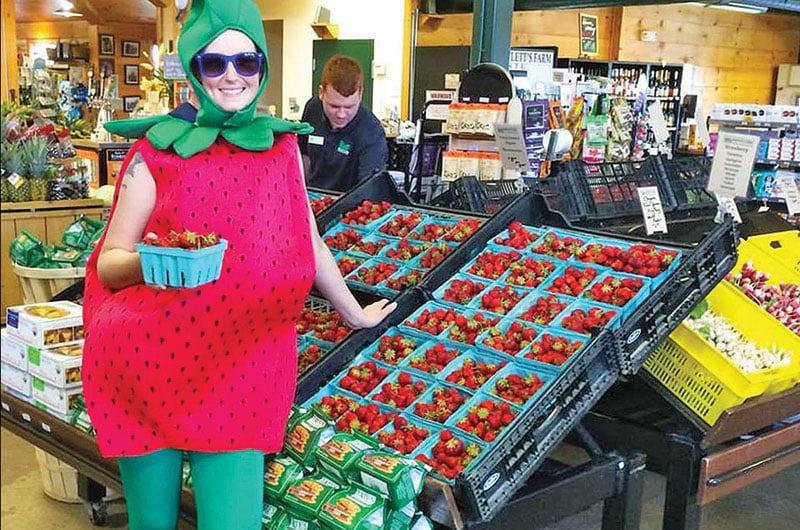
[1, 199, 105, 321]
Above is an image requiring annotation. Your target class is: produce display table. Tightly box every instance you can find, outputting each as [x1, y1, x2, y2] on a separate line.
[584, 377, 800, 530]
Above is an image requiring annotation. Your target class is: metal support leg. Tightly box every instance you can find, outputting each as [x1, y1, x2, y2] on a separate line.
[78, 473, 109, 526]
[601, 451, 647, 530]
[663, 433, 702, 530]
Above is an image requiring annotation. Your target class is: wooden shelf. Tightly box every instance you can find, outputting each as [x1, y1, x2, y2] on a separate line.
[311, 23, 339, 40]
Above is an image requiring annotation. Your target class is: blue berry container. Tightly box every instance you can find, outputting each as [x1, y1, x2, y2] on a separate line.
[136, 239, 228, 289]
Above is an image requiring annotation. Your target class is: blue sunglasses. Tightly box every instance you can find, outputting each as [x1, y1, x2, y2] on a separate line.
[194, 52, 264, 78]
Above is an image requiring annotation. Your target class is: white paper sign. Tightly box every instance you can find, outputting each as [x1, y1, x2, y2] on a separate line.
[647, 102, 670, 144]
[494, 123, 531, 172]
[775, 172, 800, 216]
[707, 132, 760, 198]
[444, 74, 460, 90]
[425, 90, 455, 103]
[715, 193, 743, 224]
[695, 103, 710, 147]
[637, 186, 668, 235]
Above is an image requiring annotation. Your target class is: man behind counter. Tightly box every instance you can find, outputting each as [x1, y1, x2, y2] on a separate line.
[299, 55, 388, 192]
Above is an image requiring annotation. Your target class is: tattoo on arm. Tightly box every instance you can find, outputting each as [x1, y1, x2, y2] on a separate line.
[121, 152, 145, 190]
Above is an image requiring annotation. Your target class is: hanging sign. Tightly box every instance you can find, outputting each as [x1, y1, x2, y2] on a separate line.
[579, 14, 599, 56]
[509, 48, 556, 85]
[707, 132, 759, 198]
[494, 123, 531, 172]
[637, 186, 668, 235]
[163, 54, 186, 80]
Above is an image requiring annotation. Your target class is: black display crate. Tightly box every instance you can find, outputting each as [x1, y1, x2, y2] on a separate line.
[652, 154, 716, 211]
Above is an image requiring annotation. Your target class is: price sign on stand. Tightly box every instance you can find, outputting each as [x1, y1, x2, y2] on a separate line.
[714, 193, 743, 224]
[637, 186, 668, 235]
[494, 123, 531, 173]
[707, 132, 759, 198]
[647, 102, 670, 145]
[775, 172, 800, 216]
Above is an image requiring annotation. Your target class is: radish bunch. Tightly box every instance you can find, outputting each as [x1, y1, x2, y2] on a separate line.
[726, 261, 800, 336]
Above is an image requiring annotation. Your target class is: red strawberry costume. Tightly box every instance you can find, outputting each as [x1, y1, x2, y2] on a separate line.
[82, 133, 315, 457]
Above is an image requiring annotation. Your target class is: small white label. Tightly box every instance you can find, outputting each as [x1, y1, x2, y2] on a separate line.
[707, 132, 759, 198]
[647, 102, 670, 144]
[715, 194, 743, 224]
[637, 186, 668, 235]
[425, 90, 455, 103]
[626, 328, 642, 345]
[22, 412, 31, 422]
[2, 402, 9, 411]
[308, 135, 324, 146]
[444, 73, 460, 90]
[41, 422, 51, 433]
[483, 472, 501, 491]
[7, 173, 23, 189]
[775, 173, 800, 216]
[478, 97, 490, 103]
[494, 123, 531, 172]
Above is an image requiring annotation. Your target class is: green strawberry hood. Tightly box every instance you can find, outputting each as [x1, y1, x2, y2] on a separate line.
[104, 0, 311, 158]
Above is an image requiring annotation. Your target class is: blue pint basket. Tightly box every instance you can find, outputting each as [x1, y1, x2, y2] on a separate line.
[136, 239, 228, 288]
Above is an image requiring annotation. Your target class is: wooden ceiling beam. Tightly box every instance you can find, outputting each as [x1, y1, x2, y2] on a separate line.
[72, 0, 106, 24]
[148, 0, 169, 7]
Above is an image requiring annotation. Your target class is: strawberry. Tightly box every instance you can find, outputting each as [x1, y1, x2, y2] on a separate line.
[378, 211, 423, 237]
[407, 343, 460, 375]
[481, 321, 538, 356]
[348, 261, 398, 285]
[142, 229, 221, 250]
[444, 358, 505, 389]
[503, 257, 558, 288]
[544, 265, 599, 296]
[371, 333, 419, 365]
[313, 394, 359, 420]
[404, 306, 458, 336]
[443, 218, 482, 243]
[418, 243, 453, 269]
[377, 415, 431, 454]
[560, 307, 617, 335]
[448, 312, 500, 344]
[416, 429, 481, 480]
[341, 200, 393, 226]
[384, 239, 430, 262]
[408, 222, 453, 242]
[371, 371, 428, 409]
[336, 255, 366, 276]
[298, 343, 325, 373]
[517, 295, 569, 325]
[532, 232, 587, 260]
[413, 386, 468, 423]
[491, 373, 545, 405]
[337, 360, 390, 396]
[493, 221, 540, 249]
[309, 195, 335, 215]
[525, 333, 584, 366]
[324, 228, 363, 251]
[455, 398, 517, 442]
[384, 269, 424, 291]
[467, 249, 521, 280]
[478, 285, 525, 315]
[296, 308, 351, 343]
[584, 276, 644, 307]
[441, 278, 486, 306]
[335, 403, 397, 435]
[350, 237, 391, 256]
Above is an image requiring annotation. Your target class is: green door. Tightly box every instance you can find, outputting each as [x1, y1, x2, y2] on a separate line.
[312, 39, 374, 111]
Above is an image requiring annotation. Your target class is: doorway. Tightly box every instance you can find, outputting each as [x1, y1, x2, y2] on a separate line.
[259, 20, 283, 117]
[311, 39, 374, 111]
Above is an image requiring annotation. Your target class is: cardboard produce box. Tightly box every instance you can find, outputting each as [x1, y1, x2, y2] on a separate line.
[1, 361, 32, 397]
[6, 301, 84, 348]
[1, 329, 29, 371]
[31, 375, 82, 415]
[28, 342, 83, 389]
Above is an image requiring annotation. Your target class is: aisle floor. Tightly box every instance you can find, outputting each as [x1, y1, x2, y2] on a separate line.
[2, 428, 798, 529]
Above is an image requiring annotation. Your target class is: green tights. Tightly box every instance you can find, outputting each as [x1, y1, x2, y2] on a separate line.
[117, 449, 264, 530]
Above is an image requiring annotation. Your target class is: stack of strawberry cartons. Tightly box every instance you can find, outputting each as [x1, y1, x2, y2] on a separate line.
[3, 301, 85, 422]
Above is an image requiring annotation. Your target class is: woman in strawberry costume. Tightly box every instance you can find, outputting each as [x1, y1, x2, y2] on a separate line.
[81, 1, 395, 528]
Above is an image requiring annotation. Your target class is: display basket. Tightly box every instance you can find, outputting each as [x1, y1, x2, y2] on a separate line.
[654, 154, 716, 210]
[136, 240, 228, 288]
[744, 230, 800, 277]
[12, 263, 85, 305]
[733, 238, 799, 285]
[643, 280, 800, 426]
[34, 448, 81, 503]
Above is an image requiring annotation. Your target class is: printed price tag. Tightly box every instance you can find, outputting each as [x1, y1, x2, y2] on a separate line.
[7, 172, 24, 189]
[775, 173, 800, 216]
[715, 193, 742, 224]
[41, 422, 51, 433]
[637, 186, 668, 235]
[2, 402, 9, 412]
[22, 412, 31, 422]
[494, 123, 531, 172]
[647, 102, 670, 144]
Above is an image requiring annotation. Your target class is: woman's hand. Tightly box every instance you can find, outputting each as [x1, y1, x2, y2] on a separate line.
[344, 299, 398, 330]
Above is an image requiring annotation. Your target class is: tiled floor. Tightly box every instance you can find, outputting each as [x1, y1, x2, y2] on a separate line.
[2, 427, 798, 529]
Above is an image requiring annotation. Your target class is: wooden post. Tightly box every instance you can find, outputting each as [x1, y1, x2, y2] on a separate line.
[1, 0, 19, 102]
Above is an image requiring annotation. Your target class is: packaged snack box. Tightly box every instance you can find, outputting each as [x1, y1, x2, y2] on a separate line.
[262, 501, 285, 527]
[315, 432, 379, 483]
[1, 361, 32, 397]
[264, 455, 305, 499]
[269, 511, 321, 530]
[282, 471, 339, 522]
[387, 510, 435, 530]
[1, 329, 29, 371]
[355, 451, 428, 509]
[31, 375, 83, 415]
[284, 406, 336, 468]
[5, 301, 84, 348]
[318, 484, 387, 530]
[28, 342, 83, 389]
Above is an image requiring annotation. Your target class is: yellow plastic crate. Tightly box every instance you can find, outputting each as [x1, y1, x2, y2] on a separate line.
[644, 281, 799, 425]
[745, 230, 800, 277]
[733, 239, 799, 286]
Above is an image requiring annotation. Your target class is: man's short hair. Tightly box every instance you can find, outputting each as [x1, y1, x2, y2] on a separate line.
[320, 55, 363, 97]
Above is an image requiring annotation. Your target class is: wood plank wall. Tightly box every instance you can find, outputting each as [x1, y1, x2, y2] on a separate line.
[415, 4, 800, 108]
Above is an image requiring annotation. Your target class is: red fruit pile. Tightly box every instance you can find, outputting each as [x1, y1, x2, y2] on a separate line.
[371, 334, 419, 365]
[544, 265, 599, 296]
[442, 278, 486, 306]
[384, 270, 424, 291]
[448, 313, 500, 344]
[413, 386, 468, 423]
[324, 228, 364, 251]
[444, 358, 506, 389]
[492, 373, 545, 405]
[407, 343, 460, 375]
[560, 307, 617, 334]
[350, 261, 398, 286]
[335, 403, 398, 435]
[298, 343, 324, 374]
[336, 255, 365, 276]
[408, 222, 453, 242]
[384, 240, 429, 262]
[481, 321, 538, 356]
[584, 276, 645, 307]
[533, 231, 586, 260]
[517, 295, 569, 325]
[525, 333, 584, 366]
[310, 195, 335, 215]
[341, 200, 392, 226]
[337, 361, 391, 396]
[416, 429, 481, 480]
[727, 261, 800, 336]
[478, 285, 525, 315]
[494, 221, 539, 249]
[503, 257, 558, 288]
[378, 211, 423, 237]
[296, 308, 351, 343]
[350, 237, 390, 256]
[444, 218, 482, 243]
[419, 243, 453, 269]
[314, 394, 359, 420]
[405, 306, 458, 336]
[141, 230, 220, 249]
[455, 399, 517, 442]
[371, 371, 428, 409]
[576, 242, 678, 277]
[377, 416, 432, 455]
[466, 250, 521, 280]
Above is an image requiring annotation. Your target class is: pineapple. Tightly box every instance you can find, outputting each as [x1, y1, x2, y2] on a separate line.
[2, 141, 30, 202]
[22, 137, 50, 201]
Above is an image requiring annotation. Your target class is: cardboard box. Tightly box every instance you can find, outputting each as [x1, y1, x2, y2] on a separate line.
[6, 301, 84, 348]
[28, 343, 83, 389]
[1, 361, 31, 397]
[31, 375, 82, 415]
[1, 329, 29, 371]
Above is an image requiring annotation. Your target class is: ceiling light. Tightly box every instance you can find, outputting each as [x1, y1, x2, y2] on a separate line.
[708, 2, 768, 14]
[54, 9, 83, 17]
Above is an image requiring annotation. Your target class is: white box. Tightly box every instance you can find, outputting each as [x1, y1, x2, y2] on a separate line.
[31, 376, 82, 415]
[1, 329, 29, 371]
[28, 342, 83, 389]
[5, 301, 84, 348]
[1, 361, 32, 397]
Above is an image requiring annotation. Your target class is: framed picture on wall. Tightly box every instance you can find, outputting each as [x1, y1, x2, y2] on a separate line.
[122, 40, 140, 58]
[579, 14, 599, 56]
[123, 95, 140, 113]
[124, 65, 140, 85]
[99, 34, 114, 56]
[99, 58, 115, 78]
